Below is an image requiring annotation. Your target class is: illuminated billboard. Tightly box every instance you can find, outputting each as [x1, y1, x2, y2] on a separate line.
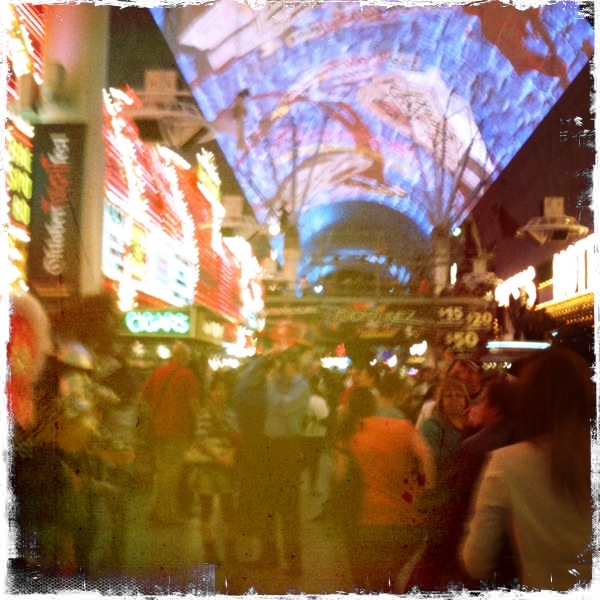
[102, 88, 246, 320]
[150, 1, 592, 249]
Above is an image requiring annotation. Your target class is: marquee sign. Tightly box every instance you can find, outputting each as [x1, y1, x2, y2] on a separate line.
[533, 235, 596, 328]
[434, 304, 495, 355]
[552, 235, 596, 301]
[330, 307, 417, 325]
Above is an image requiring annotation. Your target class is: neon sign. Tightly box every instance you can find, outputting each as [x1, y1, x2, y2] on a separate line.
[332, 308, 416, 324]
[6, 4, 36, 79]
[8, 131, 33, 227]
[196, 149, 221, 204]
[552, 235, 596, 301]
[495, 266, 537, 309]
[201, 319, 224, 341]
[124, 310, 191, 336]
[102, 88, 200, 310]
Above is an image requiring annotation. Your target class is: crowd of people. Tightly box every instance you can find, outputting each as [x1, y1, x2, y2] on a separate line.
[6, 290, 595, 593]
[9, 292, 139, 577]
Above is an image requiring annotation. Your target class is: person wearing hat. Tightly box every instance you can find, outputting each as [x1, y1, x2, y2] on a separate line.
[11, 291, 137, 577]
[13, 347, 112, 577]
[449, 358, 484, 402]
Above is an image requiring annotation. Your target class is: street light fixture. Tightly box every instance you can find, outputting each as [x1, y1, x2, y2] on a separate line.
[516, 197, 588, 245]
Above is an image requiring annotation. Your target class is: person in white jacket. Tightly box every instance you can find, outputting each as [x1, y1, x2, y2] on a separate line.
[302, 374, 331, 495]
[460, 347, 594, 591]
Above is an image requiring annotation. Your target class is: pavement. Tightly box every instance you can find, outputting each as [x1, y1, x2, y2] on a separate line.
[7, 451, 357, 596]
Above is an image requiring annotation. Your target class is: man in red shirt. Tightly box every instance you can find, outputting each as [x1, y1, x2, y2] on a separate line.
[142, 341, 199, 525]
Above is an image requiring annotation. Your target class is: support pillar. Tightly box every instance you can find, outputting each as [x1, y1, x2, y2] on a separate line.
[431, 227, 450, 296]
[41, 4, 109, 297]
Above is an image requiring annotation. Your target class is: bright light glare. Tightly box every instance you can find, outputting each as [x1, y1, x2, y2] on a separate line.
[157, 345, 172, 360]
[314, 284, 324, 294]
[486, 341, 550, 350]
[410, 341, 427, 356]
[132, 341, 145, 357]
[450, 262, 458, 285]
[209, 356, 241, 370]
[385, 355, 398, 368]
[321, 356, 350, 370]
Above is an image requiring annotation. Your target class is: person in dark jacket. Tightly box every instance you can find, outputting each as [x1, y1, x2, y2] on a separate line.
[409, 377, 470, 591]
[422, 375, 519, 590]
[229, 353, 277, 564]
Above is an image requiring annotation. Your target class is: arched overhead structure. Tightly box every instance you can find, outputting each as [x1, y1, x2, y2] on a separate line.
[298, 202, 428, 287]
[149, 1, 593, 292]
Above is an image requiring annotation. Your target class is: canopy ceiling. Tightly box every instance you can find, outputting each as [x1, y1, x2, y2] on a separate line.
[149, 1, 593, 286]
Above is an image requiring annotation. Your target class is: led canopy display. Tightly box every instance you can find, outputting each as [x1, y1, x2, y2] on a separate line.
[150, 1, 593, 282]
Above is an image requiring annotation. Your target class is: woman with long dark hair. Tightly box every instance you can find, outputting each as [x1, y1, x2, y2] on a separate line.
[460, 347, 594, 590]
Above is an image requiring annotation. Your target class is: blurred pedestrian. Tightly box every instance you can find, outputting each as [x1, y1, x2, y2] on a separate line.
[355, 363, 381, 400]
[56, 293, 138, 574]
[414, 374, 519, 590]
[8, 291, 53, 572]
[229, 352, 277, 564]
[260, 347, 310, 576]
[337, 362, 361, 411]
[460, 347, 594, 590]
[416, 358, 481, 428]
[419, 377, 470, 478]
[186, 372, 242, 566]
[13, 340, 120, 577]
[376, 372, 408, 420]
[449, 358, 483, 402]
[141, 341, 199, 526]
[334, 386, 435, 593]
[409, 376, 470, 590]
[91, 350, 140, 574]
[301, 374, 330, 495]
[396, 375, 420, 424]
[16, 395, 104, 576]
